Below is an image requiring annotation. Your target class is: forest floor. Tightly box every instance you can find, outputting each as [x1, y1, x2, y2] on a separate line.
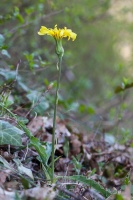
[0, 111, 132, 200]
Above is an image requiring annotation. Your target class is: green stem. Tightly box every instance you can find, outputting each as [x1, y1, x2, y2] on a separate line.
[51, 54, 62, 183]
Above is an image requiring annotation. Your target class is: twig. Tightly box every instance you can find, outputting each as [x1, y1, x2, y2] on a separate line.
[9, 10, 64, 34]
[25, 90, 48, 117]
[14, 59, 20, 82]
[56, 185, 83, 200]
[83, 188, 105, 200]
[60, 182, 82, 186]
[0, 60, 21, 94]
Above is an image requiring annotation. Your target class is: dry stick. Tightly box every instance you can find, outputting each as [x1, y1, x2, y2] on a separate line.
[56, 185, 83, 200]
[14, 60, 20, 81]
[9, 59, 20, 85]
[83, 188, 105, 200]
[9, 10, 64, 34]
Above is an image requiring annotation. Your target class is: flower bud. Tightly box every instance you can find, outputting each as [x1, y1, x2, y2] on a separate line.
[55, 39, 64, 57]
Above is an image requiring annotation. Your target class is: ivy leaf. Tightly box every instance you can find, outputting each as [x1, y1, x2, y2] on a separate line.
[0, 69, 30, 92]
[0, 69, 16, 81]
[1, 49, 11, 58]
[0, 120, 24, 146]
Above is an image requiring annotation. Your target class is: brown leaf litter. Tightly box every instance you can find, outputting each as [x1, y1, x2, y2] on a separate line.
[0, 116, 133, 199]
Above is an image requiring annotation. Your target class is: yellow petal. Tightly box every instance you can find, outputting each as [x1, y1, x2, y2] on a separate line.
[38, 25, 77, 41]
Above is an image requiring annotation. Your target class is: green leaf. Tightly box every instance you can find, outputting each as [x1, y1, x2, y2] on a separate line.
[14, 159, 34, 180]
[87, 105, 95, 115]
[18, 121, 33, 138]
[0, 155, 13, 170]
[17, 117, 29, 124]
[0, 120, 23, 146]
[65, 175, 111, 198]
[124, 176, 130, 185]
[114, 82, 133, 93]
[26, 91, 49, 115]
[34, 101, 49, 115]
[18, 81, 30, 92]
[14, 191, 22, 200]
[30, 137, 52, 166]
[14, 7, 24, 23]
[0, 69, 30, 92]
[0, 34, 5, 47]
[0, 69, 16, 81]
[21, 177, 31, 189]
[72, 156, 82, 175]
[42, 164, 51, 181]
[1, 49, 11, 58]
[123, 77, 129, 85]
[115, 194, 124, 200]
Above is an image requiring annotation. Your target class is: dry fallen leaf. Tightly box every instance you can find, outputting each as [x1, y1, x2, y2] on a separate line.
[27, 116, 44, 135]
[55, 157, 70, 172]
[70, 134, 81, 155]
[0, 187, 15, 200]
[121, 184, 131, 200]
[21, 186, 57, 200]
[0, 170, 11, 187]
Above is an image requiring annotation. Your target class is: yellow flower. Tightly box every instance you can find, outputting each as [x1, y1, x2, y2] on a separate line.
[38, 25, 77, 41]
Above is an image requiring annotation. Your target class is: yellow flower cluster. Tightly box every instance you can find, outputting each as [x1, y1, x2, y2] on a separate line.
[38, 25, 77, 41]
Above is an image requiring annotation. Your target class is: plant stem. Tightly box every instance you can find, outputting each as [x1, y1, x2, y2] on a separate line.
[51, 54, 62, 183]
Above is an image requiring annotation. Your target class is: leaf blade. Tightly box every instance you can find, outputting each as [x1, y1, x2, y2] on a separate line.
[65, 175, 111, 198]
[0, 120, 23, 146]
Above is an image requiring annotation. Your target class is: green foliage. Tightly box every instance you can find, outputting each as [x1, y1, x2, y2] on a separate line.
[65, 175, 112, 198]
[124, 175, 130, 185]
[14, 191, 22, 200]
[115, 79, 133, 93]
[0, 155, 36, 190]
[14, 158, 34, 180]
[0, 68, 30, 92]
[19, 121, 52, 167]
[0, 155, 14, 170]
[0, 99, 53, 181]
[0, 120, 23, 146]
[0, 0, 128, 104]
[18, 122, 53, 181]
[115, 194, 124, 200]
[26, 90, 49, 115]
[30, 137, 52, 166]
[0, 34, 5, 47]
[0, 1, 133, 195]
[71, 155, 82, 175]
[1, 1, 133, 127]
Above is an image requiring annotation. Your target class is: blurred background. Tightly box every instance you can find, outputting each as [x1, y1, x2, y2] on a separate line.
[1, 0, 133, 143]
